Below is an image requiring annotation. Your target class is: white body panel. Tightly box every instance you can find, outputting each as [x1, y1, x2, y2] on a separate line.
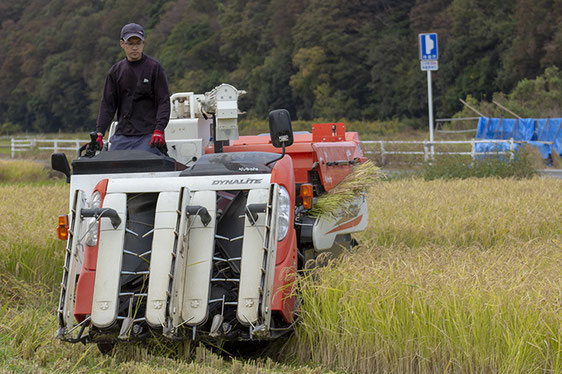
[166, 139, 203, 165]
[237, 188, 270, 325]
[146, 191, 184, 327]
[91, 193, 127, 328]
[106, 175, 271, 194]
[180, 190, 217, 326]
[261, 185, 279, 328]
[312, 194, 368, 250]
[69, 173, 270, 206]
[67, 172, 181, 212]
[165, 117, 212, 164]
[168, 188, 191, 334]
[60, 189, 87, 332]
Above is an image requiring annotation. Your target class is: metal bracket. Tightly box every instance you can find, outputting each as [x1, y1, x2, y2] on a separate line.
[245, 203, 267, 224]
[81, 208, 121, 229]
[185, 205, 212, 227]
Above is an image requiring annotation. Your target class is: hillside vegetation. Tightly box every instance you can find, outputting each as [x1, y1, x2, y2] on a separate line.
[0, 0, 561, 135]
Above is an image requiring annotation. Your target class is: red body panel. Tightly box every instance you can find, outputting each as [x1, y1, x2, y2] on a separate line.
[312, 141, 364, 190]
[214, 123, 366, 191]
[269, 155, 298, 323]
[271, 233, 297, 323]
[74, 179, 108, 319]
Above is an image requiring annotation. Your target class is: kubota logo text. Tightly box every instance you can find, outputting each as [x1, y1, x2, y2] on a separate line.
[212, 178, 263, 185]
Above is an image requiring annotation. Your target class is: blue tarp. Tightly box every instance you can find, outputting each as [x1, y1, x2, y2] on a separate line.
[528, 118, 562, 158]
[475, 117, 562, 159]
[475, 117, 534, 157]
[475, 117, 535, 141]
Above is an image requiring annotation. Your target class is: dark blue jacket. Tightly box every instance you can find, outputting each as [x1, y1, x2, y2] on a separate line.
[96, 54, 170, 136]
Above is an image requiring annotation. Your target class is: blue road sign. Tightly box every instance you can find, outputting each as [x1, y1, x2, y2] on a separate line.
[419, 33, 438, 60]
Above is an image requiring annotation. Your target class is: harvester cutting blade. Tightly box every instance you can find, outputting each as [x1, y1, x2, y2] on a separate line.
[118, 317, 133, 339]
[209, 314, 224, 337]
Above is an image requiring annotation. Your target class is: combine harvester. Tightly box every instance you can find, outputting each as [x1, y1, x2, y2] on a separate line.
[52, 84, 368, 352]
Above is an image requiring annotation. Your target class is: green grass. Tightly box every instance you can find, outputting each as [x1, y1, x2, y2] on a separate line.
[237, 118, 416, 139]
[422, 147, 539, 180]
[0, 159, 52, 183]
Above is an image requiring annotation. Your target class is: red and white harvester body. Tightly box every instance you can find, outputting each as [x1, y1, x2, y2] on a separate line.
[52, 84, 368, 348]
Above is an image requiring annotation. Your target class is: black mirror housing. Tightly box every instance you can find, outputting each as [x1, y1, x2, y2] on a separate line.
[268, 109, 294, 148]
[51, 153, 71, 183]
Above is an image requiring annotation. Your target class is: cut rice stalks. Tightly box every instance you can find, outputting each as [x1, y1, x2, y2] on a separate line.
[309, 160, 383, 218]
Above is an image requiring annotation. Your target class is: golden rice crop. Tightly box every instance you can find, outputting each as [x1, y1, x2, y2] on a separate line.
[0, 293, 332, 373]
[292, 239, 561, 373]
[0, 183, 68, 289]
[1, 177, 560, 373]
[0, 159, 50, 183]
[362, 177, 562, 248]
[290, 176, 562, 373]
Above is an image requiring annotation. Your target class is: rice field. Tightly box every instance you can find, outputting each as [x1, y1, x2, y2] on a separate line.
[0, 175, 560, 373]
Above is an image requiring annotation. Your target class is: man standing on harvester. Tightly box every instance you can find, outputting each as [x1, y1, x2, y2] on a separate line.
[94, 23, 170, 155]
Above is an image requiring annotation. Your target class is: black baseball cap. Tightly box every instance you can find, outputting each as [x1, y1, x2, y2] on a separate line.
[120, 23, 145, 41]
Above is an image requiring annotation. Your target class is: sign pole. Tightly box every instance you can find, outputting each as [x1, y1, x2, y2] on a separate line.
[419, 32, 438, 160]
[427, 70, 434, 158]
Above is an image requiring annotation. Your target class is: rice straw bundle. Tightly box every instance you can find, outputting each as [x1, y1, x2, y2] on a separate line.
[309, 160, 383, 218]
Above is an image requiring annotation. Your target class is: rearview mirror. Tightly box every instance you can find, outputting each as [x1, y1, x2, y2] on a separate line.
[51, 153, 71, 183]
[268, 109, 293, 148]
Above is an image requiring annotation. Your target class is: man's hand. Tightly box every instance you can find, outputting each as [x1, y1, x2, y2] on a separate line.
[95, 133, 103, 150]
[150, 130, 165, 148]
[83, 132, 103, 158]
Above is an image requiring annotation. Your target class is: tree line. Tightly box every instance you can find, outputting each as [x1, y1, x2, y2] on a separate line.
[0, 0, 560, 134]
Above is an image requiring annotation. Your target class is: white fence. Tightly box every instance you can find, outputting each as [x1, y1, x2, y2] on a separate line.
[8, 137, 528, 162]
[362, 139, 522, 163]
[9, 138, 88, 158]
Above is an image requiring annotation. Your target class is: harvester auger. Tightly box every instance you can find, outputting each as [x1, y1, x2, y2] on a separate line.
[52, 84, 368, 352]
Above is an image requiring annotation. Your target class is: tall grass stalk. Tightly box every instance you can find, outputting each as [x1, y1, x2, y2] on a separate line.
[288, 176, 561, 373]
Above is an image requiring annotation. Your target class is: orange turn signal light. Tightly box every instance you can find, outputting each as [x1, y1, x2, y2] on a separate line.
[57, 215, 69, 240]
[300, 183, 314, 209]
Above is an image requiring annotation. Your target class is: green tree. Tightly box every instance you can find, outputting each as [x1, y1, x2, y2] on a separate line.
[289, 46, 329, 119]
[506, 66, 562, 117]
[438, 0, 513, 116]
[496, 0, 562, 90]
[0, 0, 561, 132]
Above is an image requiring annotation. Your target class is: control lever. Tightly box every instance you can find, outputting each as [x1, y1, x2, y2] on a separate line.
[78, 132, 101, 158]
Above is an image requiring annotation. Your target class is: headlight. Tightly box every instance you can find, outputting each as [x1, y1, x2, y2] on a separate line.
[277, 186, 291, 241]
[85, 191, 102, 246]
[90, 191, 102, 209]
